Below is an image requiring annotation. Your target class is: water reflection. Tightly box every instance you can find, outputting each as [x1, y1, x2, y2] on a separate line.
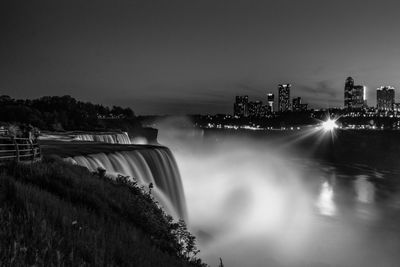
[315, 172, 378, 220]
[354, 175, 375, 204]
[316, 181, 336, 216]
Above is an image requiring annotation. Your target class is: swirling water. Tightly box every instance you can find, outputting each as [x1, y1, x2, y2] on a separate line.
[157, 127, 400, 267]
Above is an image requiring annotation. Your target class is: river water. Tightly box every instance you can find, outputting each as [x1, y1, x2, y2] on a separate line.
[157, 124, 400, 267]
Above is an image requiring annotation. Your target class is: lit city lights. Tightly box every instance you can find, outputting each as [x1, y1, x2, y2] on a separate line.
[321, 118, 338, 132]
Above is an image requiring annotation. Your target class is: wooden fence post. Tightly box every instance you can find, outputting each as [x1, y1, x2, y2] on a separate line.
[12, 137, 20, 162]
[31, 140, 35, 161]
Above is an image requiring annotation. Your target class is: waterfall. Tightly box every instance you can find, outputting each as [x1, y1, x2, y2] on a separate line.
[73, 132, 132, 144]
[65, 147, 187, 220]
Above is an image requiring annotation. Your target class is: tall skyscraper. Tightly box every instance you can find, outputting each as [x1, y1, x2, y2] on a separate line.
[344, 77, 366, 109]
[377, 86, 395, 111]
[352, 85, 366, 109]
[344, 77, 354, 108]
[278, 84, 291, 112]
[267, 93, 274, 112]
[233, 95, 249, 117]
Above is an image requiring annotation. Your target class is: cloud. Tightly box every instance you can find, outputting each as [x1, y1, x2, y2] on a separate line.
[297, 80, 339, 98]
[294, 80, 343, 108]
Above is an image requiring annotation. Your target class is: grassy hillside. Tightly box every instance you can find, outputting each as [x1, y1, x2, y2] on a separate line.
[0, 157, 207, 266]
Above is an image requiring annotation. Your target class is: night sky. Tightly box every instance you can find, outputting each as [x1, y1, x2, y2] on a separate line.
[1, 0, 400, 115]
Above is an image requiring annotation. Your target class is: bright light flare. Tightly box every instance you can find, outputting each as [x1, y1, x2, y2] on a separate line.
[321, 118, 338, 132]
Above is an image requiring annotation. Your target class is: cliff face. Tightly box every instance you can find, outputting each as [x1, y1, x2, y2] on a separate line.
[99, 118, 158, 144]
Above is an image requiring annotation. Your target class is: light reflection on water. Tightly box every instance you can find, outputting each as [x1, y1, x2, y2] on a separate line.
[316, 180, 336, 217]
[354, 175, 375, 204]
[156, 123, 400, 267]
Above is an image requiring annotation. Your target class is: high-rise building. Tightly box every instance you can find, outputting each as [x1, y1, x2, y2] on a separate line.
[344, 77, 366, 109]
[267, 93, 274, 112]
[278, 84, 291, 112]
[234, 95, 249, 117]
[344, 77, 354, 108]
[352, 85, 366, 109]
[377, 86, 395, 111]
[248, 101, 263, 117]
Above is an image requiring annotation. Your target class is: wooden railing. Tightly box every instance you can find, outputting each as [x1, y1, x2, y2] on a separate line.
[0, 136, 41, 163]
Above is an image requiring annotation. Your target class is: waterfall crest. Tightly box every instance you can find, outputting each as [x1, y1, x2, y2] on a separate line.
[74, 132, 132, 144]
[65, 147, 187, 220]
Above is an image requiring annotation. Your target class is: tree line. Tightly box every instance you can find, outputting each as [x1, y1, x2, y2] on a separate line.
[0, 95, 135, 131]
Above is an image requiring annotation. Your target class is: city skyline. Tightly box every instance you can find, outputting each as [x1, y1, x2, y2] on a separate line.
[233, 77, 399, 116]
[2, 0, 400, 115]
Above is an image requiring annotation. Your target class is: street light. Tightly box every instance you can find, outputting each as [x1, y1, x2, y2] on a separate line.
[322, 118, 338, 132]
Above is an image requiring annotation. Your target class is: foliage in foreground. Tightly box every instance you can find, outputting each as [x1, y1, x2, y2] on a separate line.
[0, 157, 207, 266]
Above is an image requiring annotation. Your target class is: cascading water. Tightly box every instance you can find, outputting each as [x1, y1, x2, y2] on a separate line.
[65, 147, 187, 220]
[73, 132, 132, 144]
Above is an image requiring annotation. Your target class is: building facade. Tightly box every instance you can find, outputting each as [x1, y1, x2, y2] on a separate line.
[234, 95, 249, 117]
[377, 86, 395, 111]
[344, 77, 366, 109]
[344, 77, 354, 108]
[292, 97, 301, 111]
[352, 85, 366, 109]
[248, 101, 263, 117]
[292, 97, 308, 112]
[278, 84, 291, 112]
[393, 103, 400, 112]
[267, 93, 274, 112]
